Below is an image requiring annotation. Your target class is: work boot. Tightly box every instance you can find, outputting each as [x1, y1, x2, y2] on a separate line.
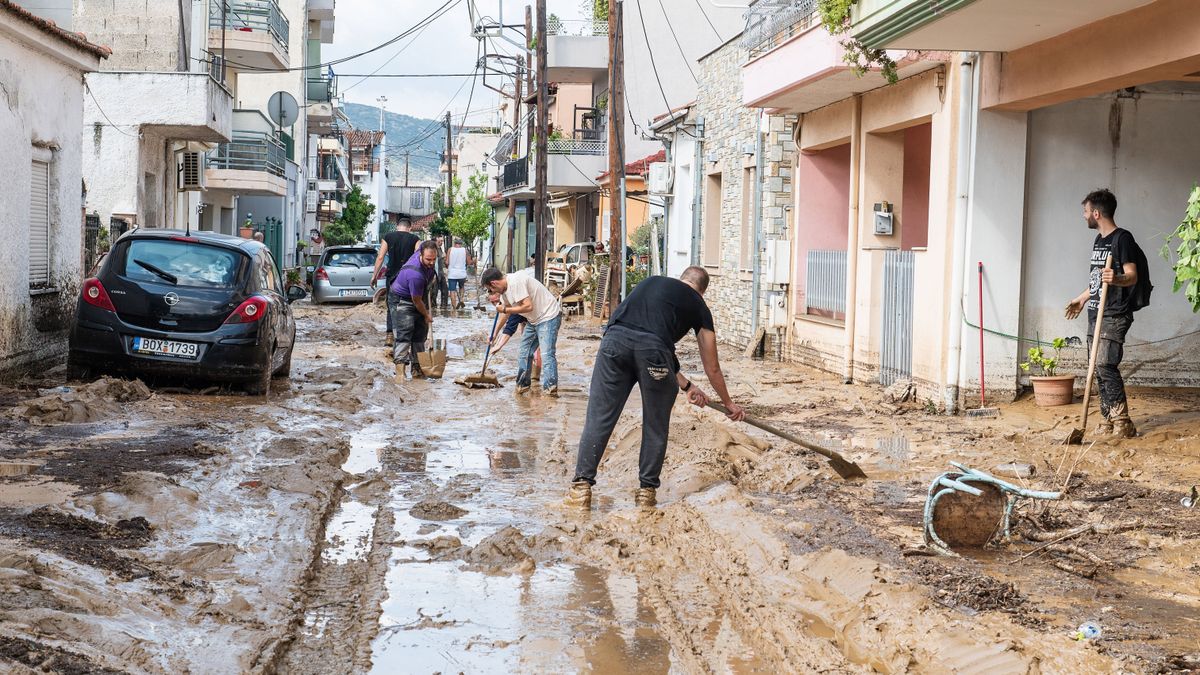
[385, 333, 394, 348]
[564, 481, 592, 509]
[515, 383, 530, 395]
[1095, 416, 1114, 434]
[634, 487, 657, 508]
[544, 385, 558, 396]
[1110, 402, 1137, 438]
[410, 365, 427, 381]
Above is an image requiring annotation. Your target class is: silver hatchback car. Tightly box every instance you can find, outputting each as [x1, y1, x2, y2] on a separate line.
[311, 245, 382, 304]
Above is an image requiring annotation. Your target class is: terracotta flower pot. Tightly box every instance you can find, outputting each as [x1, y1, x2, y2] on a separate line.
[1030, 375, 1076, 407]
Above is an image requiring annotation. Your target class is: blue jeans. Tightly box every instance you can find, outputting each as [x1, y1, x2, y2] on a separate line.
[517, 313, 561, 389]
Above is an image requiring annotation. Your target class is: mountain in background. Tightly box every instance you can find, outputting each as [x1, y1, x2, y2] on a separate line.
[341, 102, 444, 187]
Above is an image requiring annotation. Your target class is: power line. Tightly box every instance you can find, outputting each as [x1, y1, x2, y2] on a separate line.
[654, 0, 696, 82]
[691, 0, 723, 41]
[339, 0, 454, 94]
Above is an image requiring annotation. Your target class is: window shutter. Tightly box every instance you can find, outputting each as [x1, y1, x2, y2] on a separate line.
[29, 158, 51, 288]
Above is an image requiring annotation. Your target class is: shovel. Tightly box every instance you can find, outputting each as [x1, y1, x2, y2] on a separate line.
[706, 402, 867, 480]
[456, 311, 501, 388]
[1065, 254, 1112, 445]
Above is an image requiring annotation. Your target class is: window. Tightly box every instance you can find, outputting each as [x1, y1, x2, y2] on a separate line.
[702, 172, 723, 266]
[740, 166, 756, 270]
[29, 151, 51, 288]
[410, 190, 425, 210]
[324, 250, 376, 268]
[121, 239, 244, 288]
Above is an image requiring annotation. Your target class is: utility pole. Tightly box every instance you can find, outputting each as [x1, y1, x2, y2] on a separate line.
[377, 95, 387, 131]
[403, 151, 409, 187]
[606, 0, 624, 316]
[534, 0, 548, 284]
[506, 51, 524, 273]
[445, 110, 454, 209]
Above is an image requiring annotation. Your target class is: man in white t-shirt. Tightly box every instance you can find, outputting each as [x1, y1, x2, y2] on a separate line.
[445, 238, 472, 309]
[480, 266, 561, 394]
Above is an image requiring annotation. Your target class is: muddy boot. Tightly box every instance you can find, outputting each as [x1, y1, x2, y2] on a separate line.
[385, 333, 394, 348]
[634, 487, 657, 508]
[1110, 402, 1137, 438]
[564, 481, 592, 509]
[515, 383, 530, 395]
[1095, 416, 1113, 435]
[544, 385, 558, 396]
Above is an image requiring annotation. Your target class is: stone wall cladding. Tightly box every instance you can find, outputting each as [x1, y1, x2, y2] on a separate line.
[695, 40, 794, 349]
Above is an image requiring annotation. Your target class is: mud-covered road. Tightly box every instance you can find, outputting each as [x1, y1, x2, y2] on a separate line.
[0, 296, 1197, 673]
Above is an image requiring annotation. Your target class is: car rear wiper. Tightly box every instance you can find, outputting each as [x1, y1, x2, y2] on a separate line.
[133, 259, 178, 285]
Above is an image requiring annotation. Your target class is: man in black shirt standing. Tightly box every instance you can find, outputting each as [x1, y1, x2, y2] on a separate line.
[1064, 189, 1143, 438]
[567, 266, 746, 509]
[373, 218, 419, 348]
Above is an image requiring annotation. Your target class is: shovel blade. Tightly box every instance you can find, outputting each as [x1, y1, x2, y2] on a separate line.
[1063, 428, 1085, 445]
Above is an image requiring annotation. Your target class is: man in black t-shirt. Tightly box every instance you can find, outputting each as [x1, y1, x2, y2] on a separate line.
[1064, 189, 1142, 438]
[567, 267, 746, 509]
[373, 218, 419, 347]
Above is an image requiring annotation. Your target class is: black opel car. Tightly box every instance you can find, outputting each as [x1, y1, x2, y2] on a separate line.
[68, 229, 305, 394]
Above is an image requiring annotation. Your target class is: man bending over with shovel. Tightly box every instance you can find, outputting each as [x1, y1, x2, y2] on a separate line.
[390, 241, 439, 379]
[567, 266, 746, 509]
[481, 267, 561, 395]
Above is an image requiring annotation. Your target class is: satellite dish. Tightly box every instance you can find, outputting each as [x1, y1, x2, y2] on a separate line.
[268, 91, 299, 127]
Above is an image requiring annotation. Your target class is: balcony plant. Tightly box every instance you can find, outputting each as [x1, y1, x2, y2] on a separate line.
[1019, 337, 1075, 406]
[817, 0, 899, 84]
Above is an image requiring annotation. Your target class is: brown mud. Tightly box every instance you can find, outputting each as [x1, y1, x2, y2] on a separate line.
[0, 290, 1196, 673]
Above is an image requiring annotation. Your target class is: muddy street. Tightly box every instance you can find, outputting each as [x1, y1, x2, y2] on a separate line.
[0, 298, 1197, 673]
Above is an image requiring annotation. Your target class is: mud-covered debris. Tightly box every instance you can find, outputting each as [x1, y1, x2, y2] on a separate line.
[409, 499, 469, 521]
[462, 526, 562, 575]
[883, 379, 914, 404]
[914, 561, 1031, 617]
[409, 535, 465, 559]
[16, 377, 152, 424]
[0, 635, 127, 675]
[2, 507, 156, 581]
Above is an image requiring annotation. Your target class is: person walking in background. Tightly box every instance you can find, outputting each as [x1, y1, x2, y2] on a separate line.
[373, 218, 419, 348]
[1064, 188, 1152, 438]
[567, 267, 746, 510]
[432, 236, 450, 309]
[481, 267, 561, 395]
[446, 238, 472, 310]
[389, 241, 439, 379]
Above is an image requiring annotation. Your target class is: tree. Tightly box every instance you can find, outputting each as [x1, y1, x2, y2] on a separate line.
[323, 185, 374, 246]
[428, 182, 455, 237]
[447, 174, 493, 248]
[1163, 185, 1200, 312]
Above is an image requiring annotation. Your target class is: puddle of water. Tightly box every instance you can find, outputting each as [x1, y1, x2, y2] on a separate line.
[345, 421, 389, 475]
[321, 500, 377, 565]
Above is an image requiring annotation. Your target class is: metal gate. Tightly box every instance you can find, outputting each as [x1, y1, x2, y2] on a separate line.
[880, 249, 915, 385]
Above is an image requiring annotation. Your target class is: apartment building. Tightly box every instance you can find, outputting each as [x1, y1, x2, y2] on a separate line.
[0, 0, 106, 376]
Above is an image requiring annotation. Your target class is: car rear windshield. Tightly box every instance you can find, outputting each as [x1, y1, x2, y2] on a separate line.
[324, 250, 375, 268]
[120, 239, 244, 288]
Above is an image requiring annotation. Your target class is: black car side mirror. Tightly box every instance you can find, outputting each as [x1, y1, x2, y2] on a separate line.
[286, 285, 307, 303]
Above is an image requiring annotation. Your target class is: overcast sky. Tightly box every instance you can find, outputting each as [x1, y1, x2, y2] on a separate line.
[325, 0, 589, 123]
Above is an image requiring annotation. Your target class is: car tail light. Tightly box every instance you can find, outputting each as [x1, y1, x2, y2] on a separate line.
[224, 296, 268, 324]
[315, 267, 329, 281]
[82, 278, 116, 312]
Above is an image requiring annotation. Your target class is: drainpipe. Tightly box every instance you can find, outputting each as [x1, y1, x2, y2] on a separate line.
[842, 95, 863, 383]
[690, 116, 705, 266]
[660, 136, 672, 275]
[751, 111, 765, 338]
[944, 52, 979, 413]
[619, 175, 628, 300]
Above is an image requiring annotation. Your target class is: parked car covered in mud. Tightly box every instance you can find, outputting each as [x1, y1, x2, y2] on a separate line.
[310, 245, 384, 305]
[67, 229, 304, 395]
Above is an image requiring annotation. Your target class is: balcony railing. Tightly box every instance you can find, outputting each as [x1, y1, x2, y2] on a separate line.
[209, 0, 290, 52]
[742, 0, 819, 58]
[501, 157, 529, 191]
[307, 72, 335, 103]
[547, 17, 608, 36]
[547, 138, 606, 156]
[208, 131, 286, 176]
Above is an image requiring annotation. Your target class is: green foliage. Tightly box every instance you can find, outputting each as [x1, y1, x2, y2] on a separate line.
[285, 267, 302, 286]
[816, 0, 899, 85]
[447, 174, 493, 247]
[323, 185, 374, 246]
[626, 264, 648, 291]
[1019, 337, 1068, 377]
[1162, 185, 1200, 312]
[631, 221, 653, 252]
[580, 0, 608, 22]
[428, 182, 455, 237]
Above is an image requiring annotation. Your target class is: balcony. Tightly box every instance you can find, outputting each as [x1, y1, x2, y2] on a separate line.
[206, 122, 287, 196]
[742, 2, 940, 113]
[546, 19, 608, 83]
[547, 139, 606, 191]
[850, 0, 1155, 52]
[208, 0, 290, 71]
[83, 71, 232, 143]
[500, 157, 530, 194]
[307, 0, 334, 21]
[307, 72, 336, 129]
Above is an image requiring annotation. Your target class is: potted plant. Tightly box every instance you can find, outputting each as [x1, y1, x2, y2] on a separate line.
[1020, 337, 1075, 406]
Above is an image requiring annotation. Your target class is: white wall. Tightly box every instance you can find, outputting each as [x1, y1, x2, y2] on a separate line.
[0, 20, 98, 376]
[1021, 89, 1200, 388]
[665, 131, 695, 276]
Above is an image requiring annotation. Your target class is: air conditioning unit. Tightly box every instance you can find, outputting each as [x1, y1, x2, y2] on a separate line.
[647, 162, 673, 195]
[179, 152, 206, 191]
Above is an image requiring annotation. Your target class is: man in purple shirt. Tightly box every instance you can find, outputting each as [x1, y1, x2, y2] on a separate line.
[389, 241, 439, 378]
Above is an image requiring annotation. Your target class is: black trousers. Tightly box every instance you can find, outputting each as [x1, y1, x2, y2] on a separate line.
[390, 293, 428, 367]
[573, 325, 678, 488]
[1087, 311, 1133, 418]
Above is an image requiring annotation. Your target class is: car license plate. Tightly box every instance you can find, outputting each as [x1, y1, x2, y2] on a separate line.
[339, 289, 369, 297]
[132, 337, 199, 360]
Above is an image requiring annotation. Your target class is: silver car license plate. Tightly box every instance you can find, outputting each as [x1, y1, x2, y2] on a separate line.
[132, 337, 199, 360]
[339, 289, 369, 297]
